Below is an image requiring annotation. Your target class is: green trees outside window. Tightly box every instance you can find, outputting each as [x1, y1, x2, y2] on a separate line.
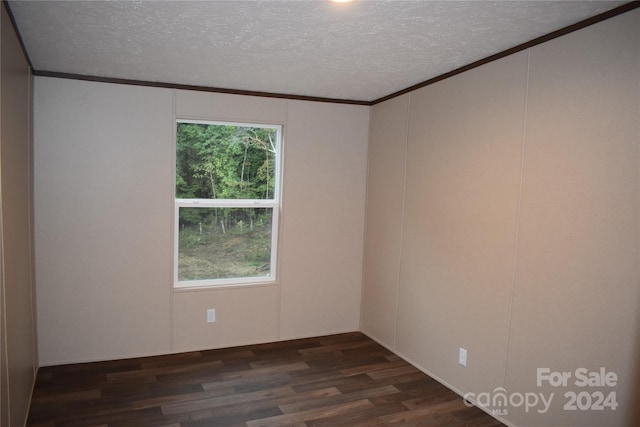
[175, 121, 281, 286]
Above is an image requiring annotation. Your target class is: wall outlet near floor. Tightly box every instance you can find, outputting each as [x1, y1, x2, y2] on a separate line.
[459, 348, 467, 367]
[207, 308, 216, 323]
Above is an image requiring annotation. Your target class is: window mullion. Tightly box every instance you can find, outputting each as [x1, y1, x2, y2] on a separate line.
[176, 199, 277, 208]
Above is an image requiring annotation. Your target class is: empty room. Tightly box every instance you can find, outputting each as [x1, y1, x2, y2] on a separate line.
[1, 1, 639, 426]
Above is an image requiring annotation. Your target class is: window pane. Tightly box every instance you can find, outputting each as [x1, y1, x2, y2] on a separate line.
[178, 207, 273, 281]
[176, 122, 277, 200]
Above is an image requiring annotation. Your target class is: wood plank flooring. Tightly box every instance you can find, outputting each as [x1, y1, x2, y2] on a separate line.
[27, 332, 505, 427]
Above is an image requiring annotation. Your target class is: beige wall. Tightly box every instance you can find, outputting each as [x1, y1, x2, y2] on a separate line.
[362, 9, 639, 427]
[360, 94, 409, 347]
[0, 4, 37, 426]
[279, 100, 368, 339]
[399, 50, 527, 396]
[34, 79, 369, 365]
[34, 79, 175, 364]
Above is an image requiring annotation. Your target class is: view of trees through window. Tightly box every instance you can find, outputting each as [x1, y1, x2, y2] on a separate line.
[175, 122, 280, 284]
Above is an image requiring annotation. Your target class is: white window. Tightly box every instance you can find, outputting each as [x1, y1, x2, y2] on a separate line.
[174, 120, 282, 288]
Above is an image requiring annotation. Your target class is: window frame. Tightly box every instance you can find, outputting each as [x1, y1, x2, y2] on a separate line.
[173, 119, 283, 289]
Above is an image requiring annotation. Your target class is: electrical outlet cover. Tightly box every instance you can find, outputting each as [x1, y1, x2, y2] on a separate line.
[459, 348, 467, 366]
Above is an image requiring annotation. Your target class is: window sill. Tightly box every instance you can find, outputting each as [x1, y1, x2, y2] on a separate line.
[173, 278, 278, 292]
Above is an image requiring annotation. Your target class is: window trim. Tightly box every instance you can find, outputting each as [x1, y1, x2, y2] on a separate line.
[173, 119, 283, 289]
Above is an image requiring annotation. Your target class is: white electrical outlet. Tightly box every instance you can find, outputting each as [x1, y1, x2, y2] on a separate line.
[207, 308, 216, 323]
[459, 348, 467, 367]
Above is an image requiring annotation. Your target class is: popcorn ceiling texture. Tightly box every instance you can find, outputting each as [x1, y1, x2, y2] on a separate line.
[9, 0, 625, 102]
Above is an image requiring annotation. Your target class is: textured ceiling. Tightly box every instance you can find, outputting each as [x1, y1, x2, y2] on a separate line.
[8, 0, 629, 102]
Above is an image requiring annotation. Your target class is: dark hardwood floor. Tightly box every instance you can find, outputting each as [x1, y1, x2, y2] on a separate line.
[28, 332, 505, 427]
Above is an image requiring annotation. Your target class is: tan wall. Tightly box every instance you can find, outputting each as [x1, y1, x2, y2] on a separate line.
[360, 94, 409, 346]
[399, 50, 527, 397]
[361, 9, 639, 427]
[279, 100, 368, 339]
[34, 79, 175, 364]
[0, 4, 37, 426]
[504, 10, 639, 426]
[634, 289, 640, 427]
[34, 79, 369, 365]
